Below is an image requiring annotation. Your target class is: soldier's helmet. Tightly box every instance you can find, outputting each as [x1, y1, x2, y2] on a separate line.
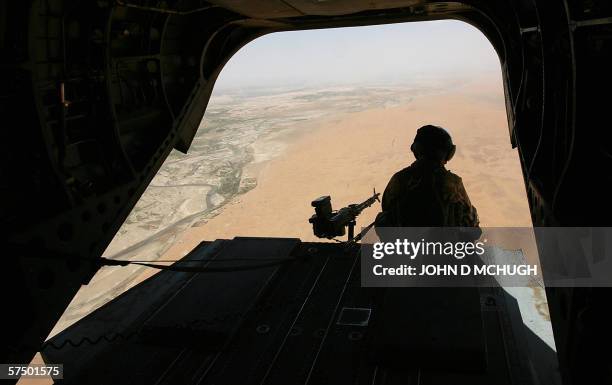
[410, 125, 456, 163]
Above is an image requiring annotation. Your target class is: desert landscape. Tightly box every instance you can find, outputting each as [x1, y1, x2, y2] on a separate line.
[167, 75, 534, 254]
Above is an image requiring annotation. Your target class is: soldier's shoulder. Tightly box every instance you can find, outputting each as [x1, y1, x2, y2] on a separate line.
[442, 169, 463, 184]
[394, 164, 418, 178]
[440, 169, 471, 203]
[438, 169, 468, 201]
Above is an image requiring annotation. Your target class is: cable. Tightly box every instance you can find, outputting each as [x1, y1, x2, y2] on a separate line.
[551, 0, 578, 214]
[16, 253, 296, 273]
[124, 257, 297, 263]
[99, 257, 294, 273]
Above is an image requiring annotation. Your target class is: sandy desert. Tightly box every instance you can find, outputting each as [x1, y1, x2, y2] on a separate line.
[167, 76, 533, 254]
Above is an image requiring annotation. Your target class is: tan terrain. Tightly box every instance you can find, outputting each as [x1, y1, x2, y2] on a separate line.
[167, 76, 531, 262]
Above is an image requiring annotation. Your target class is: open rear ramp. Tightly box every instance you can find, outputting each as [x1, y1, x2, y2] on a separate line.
[42, 237, 558, 384]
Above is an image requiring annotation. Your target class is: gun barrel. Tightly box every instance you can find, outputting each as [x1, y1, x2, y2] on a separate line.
[354, 192, 380, 213]
[331, 192, 380, 225]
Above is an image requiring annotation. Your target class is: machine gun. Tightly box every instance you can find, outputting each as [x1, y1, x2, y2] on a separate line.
[309, 189, 380, 241]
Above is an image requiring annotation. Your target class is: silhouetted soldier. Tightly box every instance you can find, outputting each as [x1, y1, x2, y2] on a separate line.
[377, 124, 479, 229]
[370, 126, 483, 367]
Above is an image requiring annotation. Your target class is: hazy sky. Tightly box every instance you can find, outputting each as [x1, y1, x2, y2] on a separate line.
[213, 20, 500, 91]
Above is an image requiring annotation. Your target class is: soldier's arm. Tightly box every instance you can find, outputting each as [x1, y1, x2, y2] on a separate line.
[456, 177, 480, 228]
[381, 173, 401, 212]
[376, 172, 402, 230]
